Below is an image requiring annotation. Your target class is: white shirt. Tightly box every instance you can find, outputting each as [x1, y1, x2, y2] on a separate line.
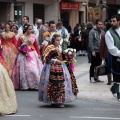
[58, 27, 69, 45]
[105, 27, 120, 57]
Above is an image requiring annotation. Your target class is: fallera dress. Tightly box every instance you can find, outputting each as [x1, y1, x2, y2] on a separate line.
[0, 48, 17, 115]
[1, 32, 18, 75]
[12, 34, 43, 90]
[38, 44, 78, 104]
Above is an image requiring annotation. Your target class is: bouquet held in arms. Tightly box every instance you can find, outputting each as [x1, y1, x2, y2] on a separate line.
[62, 35, 69, 51]
[20, 44, 32, 60]
[63, 48, 77, 72]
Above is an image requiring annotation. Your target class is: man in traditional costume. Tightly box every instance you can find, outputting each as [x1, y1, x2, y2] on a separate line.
[105, 15, 120, 100]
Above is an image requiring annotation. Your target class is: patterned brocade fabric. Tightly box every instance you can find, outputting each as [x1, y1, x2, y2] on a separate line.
[47, 82, 65, 103]
[50, 64, 64, 82]
[70, 72, 79, 96]
[43, 44, 58, 62]
[38, 44, 78, 103]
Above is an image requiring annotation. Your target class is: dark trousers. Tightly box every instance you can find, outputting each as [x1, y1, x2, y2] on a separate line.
[105, 59, 111, 74]
[87, 46, 91, 63]
[112, 56, 120, 83]
[89, 52, 102, 77]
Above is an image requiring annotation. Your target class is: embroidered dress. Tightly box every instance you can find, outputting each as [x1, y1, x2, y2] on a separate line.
[0, 49, 17, 115]
[38, 44, 78, 104]
[1, 32, 18, 75]
[11, 34, 43, 90]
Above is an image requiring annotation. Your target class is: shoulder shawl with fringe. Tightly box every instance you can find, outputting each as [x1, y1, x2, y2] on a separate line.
[43, 44, 64, 82]
[2, 32, 18, 54]
[19, 34, 36, 51]
[43, 44, 58, 62]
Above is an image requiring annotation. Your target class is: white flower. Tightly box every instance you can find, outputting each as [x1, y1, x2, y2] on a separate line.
[64, 38, 69, 42]
[64, 49, 68, 53]
[73, 49, 76, 53]
[68, 51, 72, 55]
[68, 48, 73, 52]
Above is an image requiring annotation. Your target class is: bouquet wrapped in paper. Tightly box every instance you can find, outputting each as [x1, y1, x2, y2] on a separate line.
[20, 44, 32, 60]
[63, 48, 77, 72]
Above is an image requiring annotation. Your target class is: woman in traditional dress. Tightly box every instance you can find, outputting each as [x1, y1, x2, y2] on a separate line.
[38, 34, 78, 108]
[12, 25, 19, 41]
[11, 24, 43, 90]
[0, 39, 17, 115]
[1, 24, 18, 75]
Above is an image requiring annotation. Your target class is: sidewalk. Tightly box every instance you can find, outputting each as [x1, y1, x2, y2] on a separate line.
[75, 62, 119, 103]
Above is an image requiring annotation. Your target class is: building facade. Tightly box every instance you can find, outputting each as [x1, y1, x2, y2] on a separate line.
[0, 0, 89, 28]
[60, 0, 89, 28]
[89, 0, 120, 22]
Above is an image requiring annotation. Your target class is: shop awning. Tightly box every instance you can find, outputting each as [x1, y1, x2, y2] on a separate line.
[60, 2, 80, 11]
[0, 0, 16, 2]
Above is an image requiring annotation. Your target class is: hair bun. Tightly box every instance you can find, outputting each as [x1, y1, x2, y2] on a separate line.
[23, 24, 30, 34]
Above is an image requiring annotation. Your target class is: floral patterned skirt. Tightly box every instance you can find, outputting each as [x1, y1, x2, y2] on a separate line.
[2, 45, 17, 75]
[12, 51, 43, 90]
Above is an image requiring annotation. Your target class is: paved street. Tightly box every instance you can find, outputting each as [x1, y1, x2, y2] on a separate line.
[1, 56, 120, 120]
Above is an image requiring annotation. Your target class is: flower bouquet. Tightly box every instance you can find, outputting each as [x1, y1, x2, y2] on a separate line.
[20, 44, 32, 60]
[63, 48, 77, 72]
[62, 35, 69, 51]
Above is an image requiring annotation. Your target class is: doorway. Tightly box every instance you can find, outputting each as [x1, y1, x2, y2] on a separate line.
[60, 10, 70, 24]
[79, 11, 84, 24]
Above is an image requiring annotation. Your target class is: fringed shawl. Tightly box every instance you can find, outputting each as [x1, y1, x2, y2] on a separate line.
[43, 44, 64, 82]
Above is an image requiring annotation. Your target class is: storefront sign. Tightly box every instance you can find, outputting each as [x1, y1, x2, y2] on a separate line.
[60, 2, 80, 10]
[92, 7, 101, 20]
[89, 7, 101, 21]
[0, 0, 16, 2]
